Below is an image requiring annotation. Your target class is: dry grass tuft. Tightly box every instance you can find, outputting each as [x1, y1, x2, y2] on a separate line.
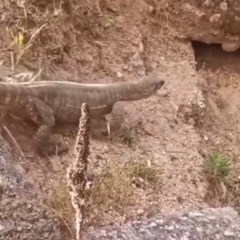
[1, 0, 64, 73]
[45, 154, 161, 235]
[91, 158, 161, 215]
[44, 177, 74, 237]
[2, 1, 48, 67]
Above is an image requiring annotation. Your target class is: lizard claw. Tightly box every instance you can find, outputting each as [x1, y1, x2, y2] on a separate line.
[106, 122, 111, 139]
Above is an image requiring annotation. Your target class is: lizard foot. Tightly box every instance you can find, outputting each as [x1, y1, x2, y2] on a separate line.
[35, 136, 69, 156]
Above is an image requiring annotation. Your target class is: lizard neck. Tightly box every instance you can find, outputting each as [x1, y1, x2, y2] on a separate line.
[111, 81, 143, 102]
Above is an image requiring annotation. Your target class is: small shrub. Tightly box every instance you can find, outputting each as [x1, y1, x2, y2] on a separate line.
[44, 177, 74, 237]
[204, 152, 232, 185]
[121, 127, 138, 147]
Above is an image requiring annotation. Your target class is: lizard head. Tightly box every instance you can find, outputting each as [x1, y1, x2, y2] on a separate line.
[129, 75, 165, 100]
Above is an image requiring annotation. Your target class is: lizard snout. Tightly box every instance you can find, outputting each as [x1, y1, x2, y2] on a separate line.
[156, 80, 165, 90]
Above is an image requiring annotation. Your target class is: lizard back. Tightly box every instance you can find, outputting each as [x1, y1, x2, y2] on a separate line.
[0, 76, 164, 122]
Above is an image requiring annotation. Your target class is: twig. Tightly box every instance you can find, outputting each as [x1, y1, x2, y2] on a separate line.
[67, 103, 93, 240]
[2, 125, 26, 161]
[30, 66, 43, 82]
[23, 24, 46, 52]
[0, 42, 14, 51]
[10, 51, 14, 71]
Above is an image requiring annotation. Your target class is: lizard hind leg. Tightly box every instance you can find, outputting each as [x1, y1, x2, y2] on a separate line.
[27, 97, 68, 155]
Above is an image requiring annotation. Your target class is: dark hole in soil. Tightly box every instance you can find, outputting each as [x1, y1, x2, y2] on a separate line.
[191, 41, 222, 71]
[191, 40, 240, 73]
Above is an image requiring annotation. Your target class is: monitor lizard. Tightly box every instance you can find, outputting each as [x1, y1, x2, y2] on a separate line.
[0, 75, 165, 155]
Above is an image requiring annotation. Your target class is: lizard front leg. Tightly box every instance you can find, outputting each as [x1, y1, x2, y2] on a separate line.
[89, 104, 114, 138]
[89, 104, 124, 138]
[104, 104, 124, 138]
[90, 103, 124, 138]
[27, 97, 68, 155]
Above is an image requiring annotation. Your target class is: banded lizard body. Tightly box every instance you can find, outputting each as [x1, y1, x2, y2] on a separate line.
[0, 75, 164, 155]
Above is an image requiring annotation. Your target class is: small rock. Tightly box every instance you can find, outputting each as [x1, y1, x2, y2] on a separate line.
[150, 221, 157, 227]
[220, 2, 228, 11]
[222, 42, 240, 52]
[210, 14, 221, 23]
[116, 72, 123, 78]
[224, 229, 235, 237]
[148, 6, 154, 13]
[204, 136, 208, 141]
[137, 209, 145, 215]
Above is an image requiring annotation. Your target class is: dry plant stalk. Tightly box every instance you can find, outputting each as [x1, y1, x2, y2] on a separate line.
[67, 103, 93, 240]
[2, 125, 26, 161]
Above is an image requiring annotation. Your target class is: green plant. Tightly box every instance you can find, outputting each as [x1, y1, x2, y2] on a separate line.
[204, 152, 232, 185]
[121, 127, 138, 147]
